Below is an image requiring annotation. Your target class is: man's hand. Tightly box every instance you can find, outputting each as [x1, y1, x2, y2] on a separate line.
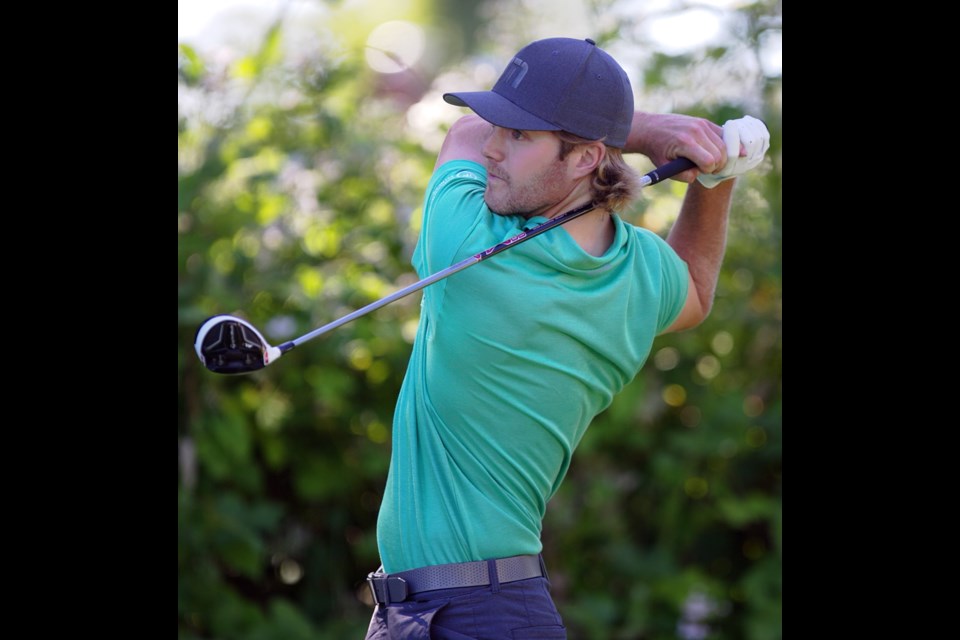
[627, 113, 727, 183]
[697, 116, 770, 188]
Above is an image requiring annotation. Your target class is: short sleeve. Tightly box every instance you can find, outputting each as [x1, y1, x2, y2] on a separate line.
[413, 160, 488, 278]
[655, 238, 690, 333]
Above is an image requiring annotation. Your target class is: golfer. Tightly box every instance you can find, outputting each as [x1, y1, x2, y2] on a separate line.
[364, 37, 770, 639]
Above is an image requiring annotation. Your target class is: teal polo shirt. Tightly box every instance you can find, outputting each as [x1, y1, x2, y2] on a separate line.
[377, 160, 688, 572]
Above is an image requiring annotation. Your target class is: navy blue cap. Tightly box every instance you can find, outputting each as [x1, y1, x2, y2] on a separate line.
[444, 37, 634, 148]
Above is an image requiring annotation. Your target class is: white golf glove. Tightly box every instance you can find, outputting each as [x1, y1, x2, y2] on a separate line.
[697, 115, 770, 188]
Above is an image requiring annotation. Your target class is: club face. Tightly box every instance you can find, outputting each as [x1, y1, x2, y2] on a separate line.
[195, 315, 272, 374]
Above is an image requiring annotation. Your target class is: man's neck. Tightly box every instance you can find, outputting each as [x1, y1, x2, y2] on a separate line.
[562, 208, 615, 257]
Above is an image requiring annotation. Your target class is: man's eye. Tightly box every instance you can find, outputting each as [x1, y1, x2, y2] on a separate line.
[511, 130, 525, 140]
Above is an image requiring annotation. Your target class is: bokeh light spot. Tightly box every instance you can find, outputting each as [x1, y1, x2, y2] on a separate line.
[696, 354, 721, 379]
[366, 420, 388, 444]
[279, 558, 303, 584]
[346, 340, 373, 371]
[654, 346, 680, 371]
[297, 268, 323, 297]
[365, 21, 425, 73]
[662, 383, 687, 407]
[743, 394, 764, 417]
[711, 331, 734, 356]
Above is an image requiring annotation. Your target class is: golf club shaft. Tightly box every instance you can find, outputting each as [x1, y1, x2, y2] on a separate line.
[279, 157, 696, 352]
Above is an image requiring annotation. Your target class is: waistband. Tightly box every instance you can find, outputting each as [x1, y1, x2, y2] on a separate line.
[366, 554, 546, 606]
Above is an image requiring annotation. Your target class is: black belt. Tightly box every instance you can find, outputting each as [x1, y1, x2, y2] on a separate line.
[366, 554, 545, 605]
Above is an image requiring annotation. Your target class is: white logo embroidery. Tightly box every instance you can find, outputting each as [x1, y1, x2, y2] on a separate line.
[503, 57, 529, 89]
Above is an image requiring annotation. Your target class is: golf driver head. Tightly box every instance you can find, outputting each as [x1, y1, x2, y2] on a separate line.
[194, 315, 282, 374]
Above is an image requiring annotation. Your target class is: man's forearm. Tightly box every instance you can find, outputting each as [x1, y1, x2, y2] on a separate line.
[667, 180, 735, 317]
[624, 112, 724, 172]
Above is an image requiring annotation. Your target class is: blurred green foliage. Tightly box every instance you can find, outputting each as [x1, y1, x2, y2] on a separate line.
[179, 1, 781, 638]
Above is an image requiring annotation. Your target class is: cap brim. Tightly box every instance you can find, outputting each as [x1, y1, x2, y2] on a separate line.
[443, 91, 559, 132]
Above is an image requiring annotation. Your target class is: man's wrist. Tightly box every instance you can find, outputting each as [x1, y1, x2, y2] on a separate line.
[697, 173, 737, 189]
[623, 112, 653, 155]
[692, 175, 736, 195]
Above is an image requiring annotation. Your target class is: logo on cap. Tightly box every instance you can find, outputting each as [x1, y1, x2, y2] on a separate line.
[503, 58, 529, 89]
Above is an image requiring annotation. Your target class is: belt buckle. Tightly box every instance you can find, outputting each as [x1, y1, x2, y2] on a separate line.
[366, 572, 408, 605]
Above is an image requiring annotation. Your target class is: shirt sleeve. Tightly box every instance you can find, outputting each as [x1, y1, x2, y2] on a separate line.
[413, 160, 488, 278]
[654, 236, 690, 334]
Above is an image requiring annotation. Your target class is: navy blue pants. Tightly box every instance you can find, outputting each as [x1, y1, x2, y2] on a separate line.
[363, 575, 566, 639]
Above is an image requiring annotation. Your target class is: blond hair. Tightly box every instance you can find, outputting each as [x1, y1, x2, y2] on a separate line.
[556, 132, 641, 213]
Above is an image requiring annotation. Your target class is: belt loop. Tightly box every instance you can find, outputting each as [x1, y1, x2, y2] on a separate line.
[538, 554, 549, 582]
[487, 558, 501, 593]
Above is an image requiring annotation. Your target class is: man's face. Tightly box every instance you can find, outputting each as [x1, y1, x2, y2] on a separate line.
[481, 126, 575, 218]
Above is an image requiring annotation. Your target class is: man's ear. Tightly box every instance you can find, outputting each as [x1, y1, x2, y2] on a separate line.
[571, 142, 605, 178]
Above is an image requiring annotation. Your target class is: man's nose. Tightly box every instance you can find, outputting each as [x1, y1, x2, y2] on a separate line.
[482, 127, 505, 161]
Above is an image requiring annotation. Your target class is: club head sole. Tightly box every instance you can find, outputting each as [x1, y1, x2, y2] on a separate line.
[195, 315, 274, 374]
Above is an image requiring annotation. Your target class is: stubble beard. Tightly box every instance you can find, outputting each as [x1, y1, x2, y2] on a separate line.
[484, 159, 569, 219]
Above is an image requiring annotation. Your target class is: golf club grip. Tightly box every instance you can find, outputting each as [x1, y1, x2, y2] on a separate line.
[643, 157, 696, 185]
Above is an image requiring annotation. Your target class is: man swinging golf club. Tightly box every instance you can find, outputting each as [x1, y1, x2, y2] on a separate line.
[359, 37, 770, 639]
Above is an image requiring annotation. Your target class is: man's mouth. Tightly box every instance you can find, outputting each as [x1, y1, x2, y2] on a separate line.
[487, 166, 506, 182]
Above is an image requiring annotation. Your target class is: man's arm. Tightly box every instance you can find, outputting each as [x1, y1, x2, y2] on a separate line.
[625, 112, 728, 183]
[434, 115, 490, 169]
[623, 112, 736, 332]
[662, 181, 734, 332]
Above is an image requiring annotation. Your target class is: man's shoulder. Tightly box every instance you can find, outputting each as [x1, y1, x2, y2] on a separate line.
[617, 217, 667, 244]
[431, 159, 487, 187]
[427, 160, 487, 208]
[616, 217, 681, 260]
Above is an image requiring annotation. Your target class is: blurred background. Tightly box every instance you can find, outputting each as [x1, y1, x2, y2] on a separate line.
[178, 1, 781, 638]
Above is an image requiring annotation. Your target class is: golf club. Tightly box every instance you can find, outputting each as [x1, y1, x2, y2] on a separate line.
[195, 157, 696, 374]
